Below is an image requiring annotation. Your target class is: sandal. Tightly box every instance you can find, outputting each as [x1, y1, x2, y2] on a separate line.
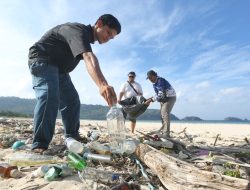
[74, 135, 88, 143]
[42, 145, 66, 156]
[32, 148, 46, 154]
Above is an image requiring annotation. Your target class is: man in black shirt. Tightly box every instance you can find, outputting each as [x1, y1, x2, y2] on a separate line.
[28, 14, 121, 153]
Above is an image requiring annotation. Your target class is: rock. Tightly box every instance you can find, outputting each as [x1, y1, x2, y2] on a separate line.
[55, 127, 64, 134]
[28, 125, 33, 130]
[0, 117, 7, 123]
[10, 169, 25, 178]
[212, 165, 226, 174]
[239, 168, 247, 179]
[178, 151, 189, 159]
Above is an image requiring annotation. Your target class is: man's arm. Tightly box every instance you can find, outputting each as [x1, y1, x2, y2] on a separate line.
[82, 52, 117, 106]
[118, 92, 124, 103]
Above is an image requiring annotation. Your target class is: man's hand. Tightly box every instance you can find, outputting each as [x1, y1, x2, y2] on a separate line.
[144, 98, 153, 105]
[100, 85, 117, 106]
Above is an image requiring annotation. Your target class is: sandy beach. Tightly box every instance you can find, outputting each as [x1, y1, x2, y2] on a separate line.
[81, 120, 250, 146]
[81, 119, 250, 136]
[0, 119, 250, 190]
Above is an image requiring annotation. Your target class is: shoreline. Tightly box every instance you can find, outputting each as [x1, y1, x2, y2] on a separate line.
[2, 117, 250, 138]
[3, 117, 250, 124]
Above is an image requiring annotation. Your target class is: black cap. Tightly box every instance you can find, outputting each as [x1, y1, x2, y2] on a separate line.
[146, 70, 157, 79]
[128, 71, 136, 77]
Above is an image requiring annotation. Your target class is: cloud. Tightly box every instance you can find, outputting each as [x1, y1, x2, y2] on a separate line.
[188, 44, 250, 83]
[195, 81, 210, 89]
[219, 87, 242, 95]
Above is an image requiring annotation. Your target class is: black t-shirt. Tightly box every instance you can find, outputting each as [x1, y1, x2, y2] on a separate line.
[28, 23, 94, 73]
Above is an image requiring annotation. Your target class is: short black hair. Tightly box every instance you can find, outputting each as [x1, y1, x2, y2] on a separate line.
[96, 14, 121, 34]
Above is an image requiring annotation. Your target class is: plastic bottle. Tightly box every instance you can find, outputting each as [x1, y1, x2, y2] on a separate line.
[31, 165, 51, 178]
[59, 164, 73, 177]
[33, 164, 73, 179]
[106, 105, 127, 153]
[67, 152, 87, 171]
[0, 163, 23, 178]
[83, 152, 112, 163]
[87, 130, 100, 141]
[65, 137, 83, 154]
[122, 139, 137, 154]
[12, 140, 25, 150]
[44, 166, 62, 181]
[79, 167, 119, 183]
[88, 141, 111, 155]
[7, 153, 60, 167]
[44, 164, 73, 181]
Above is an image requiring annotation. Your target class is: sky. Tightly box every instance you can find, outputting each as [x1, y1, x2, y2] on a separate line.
[0, 0, 250, 120]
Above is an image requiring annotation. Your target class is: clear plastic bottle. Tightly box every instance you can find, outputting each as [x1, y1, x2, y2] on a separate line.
[87, 130, 100, 141]
[7, 153, 60, 167]
[122, 139, 137, 154]
[65, 137, 83, 154]
[88, 141, 111, 155]
[83, 152, 112, 163]
[31, 165, 51, 178]
[106, 105, 127, 153]
[79, 167, 119, 183]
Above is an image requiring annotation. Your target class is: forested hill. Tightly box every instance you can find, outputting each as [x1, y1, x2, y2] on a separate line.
[0, 97, 179, 120]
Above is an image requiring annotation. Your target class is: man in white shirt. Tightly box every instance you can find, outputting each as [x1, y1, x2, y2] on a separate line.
[118, 71, 143, 133]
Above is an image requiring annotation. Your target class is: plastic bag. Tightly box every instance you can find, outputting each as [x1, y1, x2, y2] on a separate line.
[119, 96, 149, 120]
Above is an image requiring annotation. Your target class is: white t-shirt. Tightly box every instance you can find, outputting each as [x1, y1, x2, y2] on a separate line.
[120, 81, 143, 99]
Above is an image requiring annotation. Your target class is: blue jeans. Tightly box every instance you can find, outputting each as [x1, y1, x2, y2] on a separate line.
[29, 60, 80, 150]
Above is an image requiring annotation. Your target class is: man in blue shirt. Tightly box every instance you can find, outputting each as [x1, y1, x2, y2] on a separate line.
[146, 70, 176, 137]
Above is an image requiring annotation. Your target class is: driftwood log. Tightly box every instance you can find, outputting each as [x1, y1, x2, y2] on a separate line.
[144, 139, 174, 148]
[135, 143, 250, 190]
[188, 145, 250, 154]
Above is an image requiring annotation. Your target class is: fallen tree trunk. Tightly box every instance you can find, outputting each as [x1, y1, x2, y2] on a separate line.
[135, 144, 250, 190]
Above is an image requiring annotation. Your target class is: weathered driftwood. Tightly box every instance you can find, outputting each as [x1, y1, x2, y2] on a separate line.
[144, 140, 174, 149]
[190, 155, 250, 169]
[191, 145, 250, 154]
[159, 135, 193, 157]
[135, 143, 250, 190]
